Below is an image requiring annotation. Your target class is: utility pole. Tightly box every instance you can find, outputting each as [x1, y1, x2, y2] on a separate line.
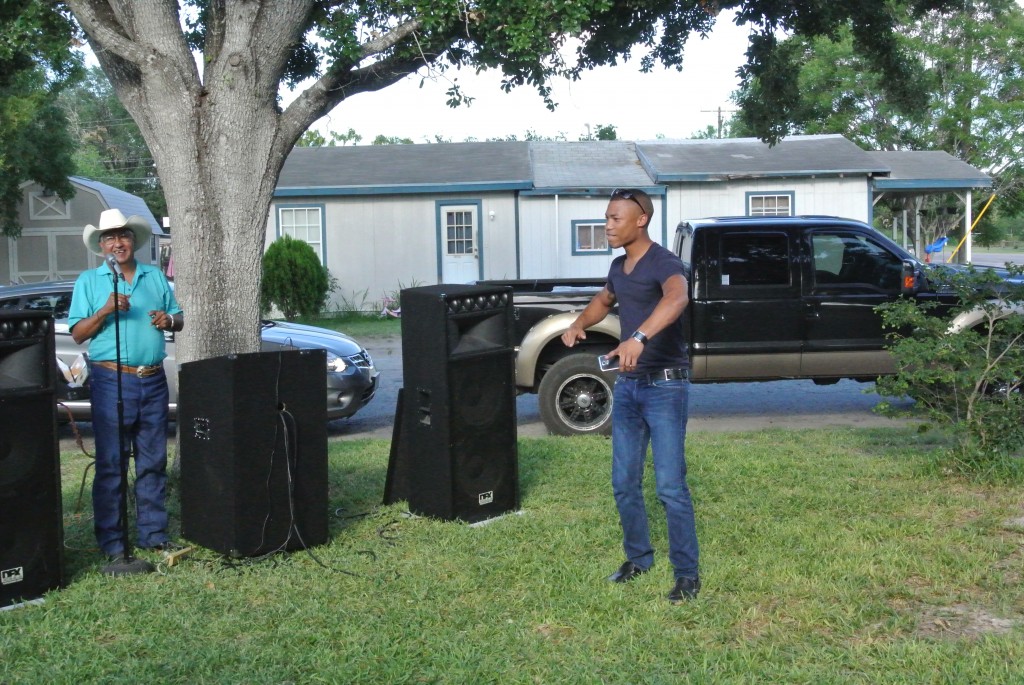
[700, 106, 737, 138]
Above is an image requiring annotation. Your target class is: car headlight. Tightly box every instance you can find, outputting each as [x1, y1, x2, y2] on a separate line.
[326, 351, 348, 373]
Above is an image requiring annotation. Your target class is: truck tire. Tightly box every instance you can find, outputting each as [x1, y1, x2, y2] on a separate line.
[538, 353, 616, 436]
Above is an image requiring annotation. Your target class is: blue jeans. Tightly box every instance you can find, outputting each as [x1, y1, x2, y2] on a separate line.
[611, 375, 699, 579]
[89, 363, 171, 554]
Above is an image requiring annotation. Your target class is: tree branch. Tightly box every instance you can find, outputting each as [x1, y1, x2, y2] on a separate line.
[275, 18, 427, 148]
[277, 52, 426, 152]
[65, 0, 148, 64]
[358, 17, 423, 59]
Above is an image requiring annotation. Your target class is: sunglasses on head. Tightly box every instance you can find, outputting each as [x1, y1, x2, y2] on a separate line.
[610, 188, 647, 214]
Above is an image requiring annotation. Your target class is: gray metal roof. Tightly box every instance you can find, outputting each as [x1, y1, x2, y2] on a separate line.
[272, 136, 991, 197]
[528, 141, 654, 191]
[277, 142, 533, 196]
[866, 151, 992, 190]
[71, 176, 164, 236]
[636, 134, 887, 182]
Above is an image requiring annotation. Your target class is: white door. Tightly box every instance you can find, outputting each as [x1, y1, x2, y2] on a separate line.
[440, 205, 479, 283]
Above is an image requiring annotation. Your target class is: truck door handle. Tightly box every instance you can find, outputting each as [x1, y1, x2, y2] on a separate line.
[804, 303, 821, 319]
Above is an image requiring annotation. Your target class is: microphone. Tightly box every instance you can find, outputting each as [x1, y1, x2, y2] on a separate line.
[105, 253, 123, 279]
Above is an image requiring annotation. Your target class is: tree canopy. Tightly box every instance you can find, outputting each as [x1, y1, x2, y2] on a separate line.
[733, 0, 1024, 242]
[28, 0, 961, 363]
[0, 1, 82, 236]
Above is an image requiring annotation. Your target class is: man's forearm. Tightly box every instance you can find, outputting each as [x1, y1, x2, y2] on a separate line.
[572, 298, 612, 331]
[70, 311, 108, 345]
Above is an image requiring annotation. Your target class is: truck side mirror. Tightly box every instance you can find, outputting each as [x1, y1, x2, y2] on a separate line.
[900, 259, 918, 295]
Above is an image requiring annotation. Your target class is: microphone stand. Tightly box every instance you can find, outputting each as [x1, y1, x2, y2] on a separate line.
[102, 263, 155, 576]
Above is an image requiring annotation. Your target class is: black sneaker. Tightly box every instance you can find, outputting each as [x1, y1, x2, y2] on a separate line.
[607, 560, 649, 583]
[667, 576, 701, 601]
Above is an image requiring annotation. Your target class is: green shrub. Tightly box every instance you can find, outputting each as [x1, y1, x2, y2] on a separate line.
[261, 235, 331, 320]
[875, 265, 1024, 477]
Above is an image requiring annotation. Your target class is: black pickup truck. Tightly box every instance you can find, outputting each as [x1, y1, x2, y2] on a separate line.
[483, 215, 994, 436]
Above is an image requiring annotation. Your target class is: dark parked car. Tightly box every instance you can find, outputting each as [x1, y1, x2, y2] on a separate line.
[0, 280, 379, 421]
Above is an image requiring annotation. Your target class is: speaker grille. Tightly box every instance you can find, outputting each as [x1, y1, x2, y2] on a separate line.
[392, 284, 519, 522]
[0, 312, 63, 608]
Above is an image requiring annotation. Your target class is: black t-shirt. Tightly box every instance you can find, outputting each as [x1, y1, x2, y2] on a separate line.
[607, 242, 688, 374]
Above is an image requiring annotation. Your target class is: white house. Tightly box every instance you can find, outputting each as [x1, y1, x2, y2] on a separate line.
[267, 134, 991, 311]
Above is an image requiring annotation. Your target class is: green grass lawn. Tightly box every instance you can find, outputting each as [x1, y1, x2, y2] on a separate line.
[3, 428, 1023, 684]
[298, 313, 400, 339]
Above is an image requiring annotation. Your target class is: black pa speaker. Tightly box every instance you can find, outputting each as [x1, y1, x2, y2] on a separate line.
[389, 284, 518, 522]
[0, 312, 64, 608]
[178, 350, 329, 557]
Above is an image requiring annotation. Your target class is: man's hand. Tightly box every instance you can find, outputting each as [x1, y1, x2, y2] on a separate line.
[561, 324, 587, 347]
[609, 338, 645, 372]
[149, 310, 174, 331]
[102, 292, 130, 315]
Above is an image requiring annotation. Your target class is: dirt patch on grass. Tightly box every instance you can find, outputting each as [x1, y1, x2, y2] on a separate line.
[914, 603, 1020, 639]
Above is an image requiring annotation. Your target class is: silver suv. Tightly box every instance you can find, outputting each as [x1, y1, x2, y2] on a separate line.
[0, 281, 379, 421]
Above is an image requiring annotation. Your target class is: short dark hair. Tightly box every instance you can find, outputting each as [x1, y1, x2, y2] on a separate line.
[610, 188, 653, 226]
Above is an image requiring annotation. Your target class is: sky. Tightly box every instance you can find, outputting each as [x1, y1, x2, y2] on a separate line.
[307, 15, 754, 144]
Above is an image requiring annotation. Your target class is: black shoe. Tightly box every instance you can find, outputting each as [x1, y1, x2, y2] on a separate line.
[148, 540, 185, 553]
[102, 554, 156, 576]
[667, 576, 701, 601]
[607, 560, 649, 583]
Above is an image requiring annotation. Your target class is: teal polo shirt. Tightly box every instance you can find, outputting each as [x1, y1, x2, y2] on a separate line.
[68, 262, 182, 367]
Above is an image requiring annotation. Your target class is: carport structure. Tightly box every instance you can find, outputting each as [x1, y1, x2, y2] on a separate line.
[868, 150, 993, 264]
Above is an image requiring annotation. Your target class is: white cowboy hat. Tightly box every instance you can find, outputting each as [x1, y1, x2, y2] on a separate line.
[83, 209, 153, 255]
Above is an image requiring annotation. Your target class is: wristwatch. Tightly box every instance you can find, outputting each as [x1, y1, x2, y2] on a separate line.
[631, 330, 648, 344]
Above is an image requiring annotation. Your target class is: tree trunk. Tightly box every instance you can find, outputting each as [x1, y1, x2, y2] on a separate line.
[71, 1, 308, 365]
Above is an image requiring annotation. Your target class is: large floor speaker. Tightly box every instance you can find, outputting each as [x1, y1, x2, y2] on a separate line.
[392, 284, 518, 522]
[0, 312, 64, 608]
[179, 350, 329, 557]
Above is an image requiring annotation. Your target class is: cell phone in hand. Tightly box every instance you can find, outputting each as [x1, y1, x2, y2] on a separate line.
[598, 354, 619, 372]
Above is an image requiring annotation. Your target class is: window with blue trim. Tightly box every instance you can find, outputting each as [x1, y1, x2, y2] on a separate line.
[573, 221, 609, 254]
[278, 206, 323, 260]
[747, 193, 793, 217]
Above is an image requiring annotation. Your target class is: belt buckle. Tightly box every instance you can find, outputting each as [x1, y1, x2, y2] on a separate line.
[136, 365, 153, 378]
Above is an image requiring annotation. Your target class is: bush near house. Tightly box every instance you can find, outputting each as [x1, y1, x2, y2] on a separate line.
[261, 235, 330, 320]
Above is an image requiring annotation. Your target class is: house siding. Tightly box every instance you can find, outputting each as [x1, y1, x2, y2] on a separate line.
[271, 191, 520, 311]
[663, 177, 869, 228]
[517, 194, 666, 280]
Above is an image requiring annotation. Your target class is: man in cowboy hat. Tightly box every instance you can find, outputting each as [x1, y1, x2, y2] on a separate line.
[68, 208, 184, 569]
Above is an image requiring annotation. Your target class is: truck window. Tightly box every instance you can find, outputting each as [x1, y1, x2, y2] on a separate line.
[811, 232, 902, 291]
[718, 233, 790, 288]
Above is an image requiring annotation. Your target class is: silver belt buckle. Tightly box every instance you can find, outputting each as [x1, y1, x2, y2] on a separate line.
[137, 365, 153, 378]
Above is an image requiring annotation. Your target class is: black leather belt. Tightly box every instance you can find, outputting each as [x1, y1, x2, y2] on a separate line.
[639, 368, 688, 383]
